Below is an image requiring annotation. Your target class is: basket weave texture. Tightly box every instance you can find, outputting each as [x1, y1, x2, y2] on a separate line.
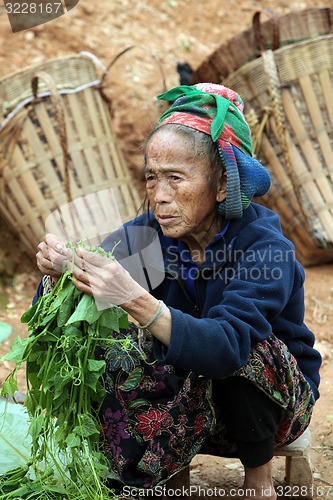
[192, 8, 332, 84]
[0, 53, 142, 256]
[191, 8, 333, 266]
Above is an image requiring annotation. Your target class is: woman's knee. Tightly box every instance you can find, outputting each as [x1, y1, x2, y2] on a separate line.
[213, 376, 285, 442]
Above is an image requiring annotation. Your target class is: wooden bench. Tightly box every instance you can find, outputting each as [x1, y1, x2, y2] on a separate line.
[166, 428, 313, 498]
[274, 427, 313, 497]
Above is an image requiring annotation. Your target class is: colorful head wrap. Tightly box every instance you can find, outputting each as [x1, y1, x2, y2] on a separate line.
[156, 83, 271, 219]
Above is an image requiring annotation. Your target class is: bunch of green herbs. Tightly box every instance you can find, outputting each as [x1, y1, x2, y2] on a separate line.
[0, 242, 133, 499]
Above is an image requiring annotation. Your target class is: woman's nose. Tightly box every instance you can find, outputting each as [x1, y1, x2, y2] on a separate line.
[153, 180, 173, 204]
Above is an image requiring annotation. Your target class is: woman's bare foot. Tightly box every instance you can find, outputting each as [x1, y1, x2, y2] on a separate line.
[243, 460, 277, 500]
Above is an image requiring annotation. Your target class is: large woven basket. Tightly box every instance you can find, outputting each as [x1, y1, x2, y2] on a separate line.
[0, 53, 142, 256]
[192, 7, 333, 84]
[191, 9, 333, 266]
[223, 34, 333, 266]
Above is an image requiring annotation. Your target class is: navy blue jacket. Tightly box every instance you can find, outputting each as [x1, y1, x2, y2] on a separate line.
[101, 203, 321, 400]
[34, 203, 321, 399]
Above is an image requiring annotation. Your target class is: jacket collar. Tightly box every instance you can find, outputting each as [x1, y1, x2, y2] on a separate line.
[145, 205, 259, 272]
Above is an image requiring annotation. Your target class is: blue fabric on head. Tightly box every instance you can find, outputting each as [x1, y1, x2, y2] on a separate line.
[218, 145, 271, 219]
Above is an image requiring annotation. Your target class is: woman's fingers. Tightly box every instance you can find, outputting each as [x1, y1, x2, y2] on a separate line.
[71, 250, 109, 284]
[36, 240, 144, 307]
[36, 234, 70, 277]
[44, 233, 66, 250]
[72, 248, 111, 276]
[71, 251, 125, 302]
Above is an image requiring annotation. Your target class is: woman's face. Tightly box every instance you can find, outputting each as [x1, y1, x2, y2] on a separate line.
[144, 128, 226, 249]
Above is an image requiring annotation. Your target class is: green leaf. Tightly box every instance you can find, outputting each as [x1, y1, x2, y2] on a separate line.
[75, 414, 99, 438]
[66, 294, 103, 325]
[52, 389, 69, 411]
[87, 359, 105, 373]
[28, 413, 45, 440]
[65, 432, 81, 448]
[118, 312, 129, 329]
[120, 367, 143, 391]
[56, 287, 76, 327]
[0, 321, 13, 343]
[93, 381, 107, 403]
[26, 366, 40, 391]
[62, 323, 82, 341]
[0, 336, 29, 364]
[99, 306, 128, 332]
[20, 298, 42, 324]
[39, 310, 58, 328]
[36, 280, 74, 328]
[1, 377, 18, 398]
[85, 371, 102, 393]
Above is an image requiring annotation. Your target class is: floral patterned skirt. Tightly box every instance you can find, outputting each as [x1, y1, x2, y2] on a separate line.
[98, 325, 314, 488]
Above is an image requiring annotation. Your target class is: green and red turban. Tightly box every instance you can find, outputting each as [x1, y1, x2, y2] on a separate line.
[156, 83, 271, 219]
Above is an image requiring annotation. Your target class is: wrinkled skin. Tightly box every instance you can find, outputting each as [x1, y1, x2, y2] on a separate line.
[37, 127, 226, 299]
[145, 127, 226, 262]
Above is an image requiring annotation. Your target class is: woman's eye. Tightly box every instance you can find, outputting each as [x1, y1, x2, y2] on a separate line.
[169, 175, 181, 182]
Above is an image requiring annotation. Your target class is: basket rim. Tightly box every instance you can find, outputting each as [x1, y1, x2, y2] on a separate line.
[0, 51, 108, 126]
[0, 51, 106, 86]
[223, 34, 333, 94]
[191, 7, 333, 83]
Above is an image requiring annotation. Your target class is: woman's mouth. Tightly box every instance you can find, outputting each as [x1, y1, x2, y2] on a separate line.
[157, 215, 177, 226]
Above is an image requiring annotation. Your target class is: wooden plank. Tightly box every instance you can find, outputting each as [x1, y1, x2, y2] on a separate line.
[10, 148, 46, 208]
[66, 93, 107, 187]
[61, 93, 108, 237]
[299, 74, 333, 185]
[260, 134, 316, 249]
[84, 89, 120, 181]
[320, 70, 333, 126]
[35, 99, 82, 202]
[275, 428, 311, 457]
[84, 88, 141, 216]
[281, 89, 333, 240]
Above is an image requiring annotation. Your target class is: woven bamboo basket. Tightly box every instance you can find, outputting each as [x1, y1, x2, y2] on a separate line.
[191, 7, 333, 84]
[223, 34, 333, 266]
[0, 53, 142, 256]
[191, 8, 333, 266]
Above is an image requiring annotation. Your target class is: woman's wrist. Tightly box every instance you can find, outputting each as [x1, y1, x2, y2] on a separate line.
[138, 300, 168, 329]
[121, 293, 171, 346]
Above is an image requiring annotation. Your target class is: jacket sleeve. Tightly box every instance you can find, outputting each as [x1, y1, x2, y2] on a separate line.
[32, 279, 44, 304]
[153, 239, 303, 379]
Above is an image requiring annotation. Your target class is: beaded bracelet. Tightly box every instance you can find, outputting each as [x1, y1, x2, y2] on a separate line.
[139, 300, 167, 330]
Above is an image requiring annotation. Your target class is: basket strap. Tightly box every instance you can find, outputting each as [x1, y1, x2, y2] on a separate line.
[99, 45, 167, 94]
[261, 49, 311, 226]
[252, 9, 280, 54]
[31, 71, 72, 206]
[246, 107, 270, 156]
[328, 8, 333, 34]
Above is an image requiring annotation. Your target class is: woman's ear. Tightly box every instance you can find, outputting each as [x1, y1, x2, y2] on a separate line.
[216, 172, 227, 203]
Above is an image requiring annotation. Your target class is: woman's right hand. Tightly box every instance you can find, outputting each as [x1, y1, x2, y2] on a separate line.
[36, 233, 70, 280]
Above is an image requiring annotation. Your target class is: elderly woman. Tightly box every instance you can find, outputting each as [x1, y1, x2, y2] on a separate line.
[35, 83, 321, 498]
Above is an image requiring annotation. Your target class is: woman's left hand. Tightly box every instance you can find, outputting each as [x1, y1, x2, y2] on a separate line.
[69, 248, 145, 308]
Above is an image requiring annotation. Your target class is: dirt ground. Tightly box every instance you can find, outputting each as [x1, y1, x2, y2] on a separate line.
[0, 0, 333, 497]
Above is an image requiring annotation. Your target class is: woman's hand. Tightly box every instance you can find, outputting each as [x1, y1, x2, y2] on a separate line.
[70, 247, 171, 345]
[37, 242, 172, 345]
[36, 234, 70, 280]
[70, 248, 146, 308]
